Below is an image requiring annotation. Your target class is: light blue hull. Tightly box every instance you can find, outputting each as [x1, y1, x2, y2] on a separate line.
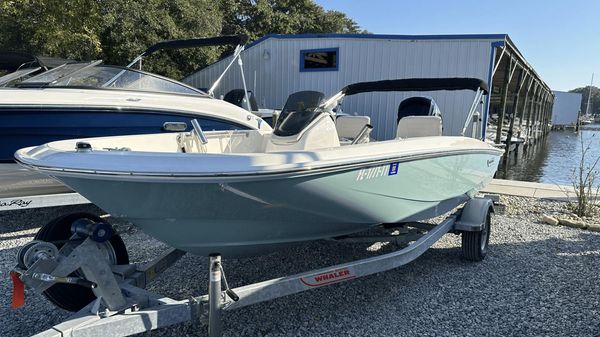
[55, 152, 499, 257]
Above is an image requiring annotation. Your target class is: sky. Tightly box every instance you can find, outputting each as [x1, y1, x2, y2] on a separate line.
[315, 0, 600, 91]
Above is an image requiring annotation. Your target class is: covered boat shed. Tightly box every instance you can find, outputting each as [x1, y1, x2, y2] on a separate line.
[550, 91, 582, 128]
[185, 33, 553, 143]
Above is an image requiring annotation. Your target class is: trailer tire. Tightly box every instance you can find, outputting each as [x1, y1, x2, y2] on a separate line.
[461, 207, 491, 262]
[34, 212, 129, 312]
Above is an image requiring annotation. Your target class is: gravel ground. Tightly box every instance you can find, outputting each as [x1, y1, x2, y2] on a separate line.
[2, 196, 600, 336]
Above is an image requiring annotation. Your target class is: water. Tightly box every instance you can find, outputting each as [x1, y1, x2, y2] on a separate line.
[501, 128, 600, 187]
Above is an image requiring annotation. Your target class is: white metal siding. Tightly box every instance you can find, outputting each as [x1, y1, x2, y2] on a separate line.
[185, 36, 498, 139]
[551, 91, 582, 126]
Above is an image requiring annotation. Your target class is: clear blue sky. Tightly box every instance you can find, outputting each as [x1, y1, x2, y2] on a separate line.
[315, 0, 600, 91]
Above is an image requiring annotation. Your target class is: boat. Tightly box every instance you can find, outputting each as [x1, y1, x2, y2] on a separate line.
[15, 77, 503, 257]
[0, 36, 270, 198]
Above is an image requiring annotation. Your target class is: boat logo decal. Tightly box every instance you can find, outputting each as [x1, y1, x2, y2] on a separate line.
[300, 267, 356, 287]
[487, 158, 495, 167]
[0, 198, 33, 208]
[356, 162, 399, 181]
[388, 162, 399, 175]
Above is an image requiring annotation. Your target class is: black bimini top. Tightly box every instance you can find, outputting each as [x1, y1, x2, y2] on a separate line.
[142, 35, 249, 57]
[342, 78, 489, 96]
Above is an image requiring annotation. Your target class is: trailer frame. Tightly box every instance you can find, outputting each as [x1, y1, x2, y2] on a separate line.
[15, 197, 494, 337]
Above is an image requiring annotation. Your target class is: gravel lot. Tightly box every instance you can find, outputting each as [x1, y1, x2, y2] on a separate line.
[2, 196, 600, 336]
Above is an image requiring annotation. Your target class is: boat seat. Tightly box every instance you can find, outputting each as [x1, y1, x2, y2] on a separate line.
[335, 115, 371, 144]
[396, 116, 442, 138]
[224, 89, 259, 111]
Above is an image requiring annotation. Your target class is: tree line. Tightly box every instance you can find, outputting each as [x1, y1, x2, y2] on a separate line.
[0, 0, 362, 79]
[569, 86, 600, 116]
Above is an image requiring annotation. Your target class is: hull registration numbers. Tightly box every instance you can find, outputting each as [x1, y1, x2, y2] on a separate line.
[356, 162, 399, 181]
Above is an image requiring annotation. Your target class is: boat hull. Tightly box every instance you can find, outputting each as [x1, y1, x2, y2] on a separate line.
[53, 151, 498, 256]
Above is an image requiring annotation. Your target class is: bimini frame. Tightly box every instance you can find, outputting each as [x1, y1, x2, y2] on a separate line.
[120, 35, 253, 111]
[322, 77, 489, 139]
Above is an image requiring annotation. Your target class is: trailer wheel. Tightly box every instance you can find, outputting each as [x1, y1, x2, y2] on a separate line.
[461, 207, 491, 262]
[34, 212, 129, 312]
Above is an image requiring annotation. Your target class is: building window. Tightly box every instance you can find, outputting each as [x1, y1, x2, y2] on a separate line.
[299, 48, 339, 72]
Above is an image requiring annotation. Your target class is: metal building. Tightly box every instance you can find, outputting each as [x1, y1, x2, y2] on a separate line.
[184, 34, 553, 142]
[551, 91, 582, 127]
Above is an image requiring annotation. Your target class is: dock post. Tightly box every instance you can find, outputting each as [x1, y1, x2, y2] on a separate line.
[496, 57, 516, 145]
[524, 83, 539, 149]
[516, 76, 533, 140]
[503, 68, 527, 173]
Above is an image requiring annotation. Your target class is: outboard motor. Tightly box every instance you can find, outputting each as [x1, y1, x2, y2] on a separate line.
[397, 96, 442, 124]
[223, 89, 259, 111]
[266, 90, 340, 151]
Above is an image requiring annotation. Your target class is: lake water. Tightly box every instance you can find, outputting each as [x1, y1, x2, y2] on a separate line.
[500, 128, 600, 187]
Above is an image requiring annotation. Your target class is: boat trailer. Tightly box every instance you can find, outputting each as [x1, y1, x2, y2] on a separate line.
[11, 197, 494, 337]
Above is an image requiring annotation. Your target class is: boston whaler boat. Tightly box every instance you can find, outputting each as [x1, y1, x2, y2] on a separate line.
[0, 36, 269, 199]
[15, 78, 502, 256]
[12, 78, 503, 336]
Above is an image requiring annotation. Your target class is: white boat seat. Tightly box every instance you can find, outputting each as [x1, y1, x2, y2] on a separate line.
[336, 115, 371, 144]
[397, 116, 442, 138]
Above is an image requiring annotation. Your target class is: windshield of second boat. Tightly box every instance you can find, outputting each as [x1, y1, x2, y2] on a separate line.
[48, 65, 202, 95]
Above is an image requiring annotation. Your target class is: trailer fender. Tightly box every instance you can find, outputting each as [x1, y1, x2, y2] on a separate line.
[454, 197, 494, 232]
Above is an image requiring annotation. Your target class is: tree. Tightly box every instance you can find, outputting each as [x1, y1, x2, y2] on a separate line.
[98, 0, 223, 80]
[0, 0, 103, 61]
[219, 0, 364, 41]
[570, 86, 600, 116]
[0, 0, 223, 79]
[566, 133, 600, 217]
[0, 0, 363, 79]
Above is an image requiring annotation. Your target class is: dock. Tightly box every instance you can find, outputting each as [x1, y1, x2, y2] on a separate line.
[482, 179, 575, 200]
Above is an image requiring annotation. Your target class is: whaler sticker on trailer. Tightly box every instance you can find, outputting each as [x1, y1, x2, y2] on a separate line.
[300, 267, 356, 287]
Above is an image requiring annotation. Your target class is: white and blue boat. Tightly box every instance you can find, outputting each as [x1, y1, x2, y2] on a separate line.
[1, 36, 270, 197]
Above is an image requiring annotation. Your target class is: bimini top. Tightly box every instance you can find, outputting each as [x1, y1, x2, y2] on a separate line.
[140, 35, 248, 57]
[341, 78, 489, 96]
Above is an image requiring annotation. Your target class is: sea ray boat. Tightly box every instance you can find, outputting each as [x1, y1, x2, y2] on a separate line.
[15, 78, 503, 257]
[1, 36, 270, 198]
